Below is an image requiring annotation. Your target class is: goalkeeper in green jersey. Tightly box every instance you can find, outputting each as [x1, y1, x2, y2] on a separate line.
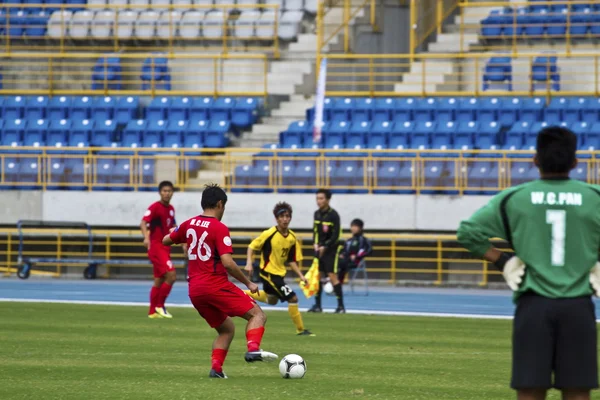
[458, 126, 600, 400]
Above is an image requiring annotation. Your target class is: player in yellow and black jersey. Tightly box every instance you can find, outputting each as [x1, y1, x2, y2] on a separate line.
[244, 202, 314, 336]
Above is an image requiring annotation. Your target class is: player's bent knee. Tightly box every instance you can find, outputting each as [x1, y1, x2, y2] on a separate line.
[267, 296, 279, 305]
[216, 317, 235, 335]
[288, 295, 298, 303]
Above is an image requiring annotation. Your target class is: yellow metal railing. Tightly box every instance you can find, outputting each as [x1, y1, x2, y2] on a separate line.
[316, 0, 379, 55]
[0, 4, 281, 56]
[323, 52, 598, 97]
[1, 148, 597, 194]
[0, 227, 507, 285]
[457, 1, 600, 54]
[410, 0, 459, 55]
[0, 52, 268, 97]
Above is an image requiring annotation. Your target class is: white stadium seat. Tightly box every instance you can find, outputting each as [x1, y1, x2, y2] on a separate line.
[171, 0, 192, 10]
[87, 0, 108, 9]
[202, 10, 226, 39]
[47, 11, 73, 39]
[157, 10, 182, 39]
[192, 0, 214, 10]
[107, 0, 129, 8]
[236, 0, 259, 9]
[136, 10, 159, 39]
[234, 10, 259, 38]
[151, 0, 171, 11]
[116, 10, 138, 39]
[69, 11, 94, 39]
[304, 0, 317, 14]
[284, 0, 303, 11]
[130, 0, 150, 10]
[255, 10, 276, 39]
[178, 10, 204, 38]
[92, 10, 116, 39]
[278, 10, 303, 40]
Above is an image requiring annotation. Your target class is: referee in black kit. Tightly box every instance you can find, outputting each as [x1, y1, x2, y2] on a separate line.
[308, 188, 345, 314]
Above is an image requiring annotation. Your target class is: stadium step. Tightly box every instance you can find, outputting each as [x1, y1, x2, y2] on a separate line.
[427, 33, 479, 53]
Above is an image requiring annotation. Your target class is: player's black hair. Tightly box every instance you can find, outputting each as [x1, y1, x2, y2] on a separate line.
[350, 218, 364, 230]
[536, 126, 577, 174]
[201, 183, 228, 210]
[316, 188, 332, 200]
[273, 202, 293, 217]
[158, 180, 174, 191]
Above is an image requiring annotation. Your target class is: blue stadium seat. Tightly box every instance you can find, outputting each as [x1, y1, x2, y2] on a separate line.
[544, 97, 567, 124]
[414, 98, 437, 123]
[232, 97, 260, 128]
[71, 96, 95, 120]
[331, 160, 366, 194]
[504, 7, 527, 36]
[531, 56, 560, 91]
[579, 97, 600, 124]
[412, 121, 435, 149]
[92, 57, 122, 90]
[331, 98, 354, 123]
[324, 121, 347, 152]
[293, 160, 317, 193]
[2, 119, 25, 150]
[478, 97, 501, 124]
[115, 96, 139, 125]
[466, 161, 494, 194]
[141, 56, 171, 91]
[455, 121, 478, 151]
[23, 119, 48, 151]
[142, 120, 166, 153]
[570, 8, 592, 36]
[352, 98, 373, 124]
[547, 10, 567, 37]
[111, 159, 134, 190]
[25, 10, 49, 37]
[281, 130, 303, 150]
[232, 164, 252, 191]
[572, 121, 591, 149]
[390, 121, 413, 150]
[432, 121, 455, 151]
[435, 98, 458, 123]
[346, 127, 367, 155]
[19, 158, 42, 189]
[6, 10, 28, 37]
[505, 121, 530, 151]
[499, 97, 523, 127]
[48, 96, 71, 121]
[167, 96, 191, 121]
[123, 120, 146, 148]
[92, 120, 119, 149]
[4, 95, 25, 120]
[47, 158, 68, 190]
[2, 157, 19, 186]
[147, 97, 171, 123]
[248, 160, 272, 193]
[25, 96, 48, 120]
[164, 120, 186, 150]
[211, 97, 235, 121]
[47, 119, 71, 148]
[510, 161, 534, 186]
[457, 98, 479, 123]
[205, 120, 231, 148]
[477, 121, 501, 151]
[481, 9, 507, 38]
[190, 97, 214, 121]
[373, 98, 395, 124]
[287, 120, 311, 136]
[483, 57, 512, 91]
[279, 159, 297, 192]
[95, 159, 115, 190]
[572, 163, 589, 181]
[69, 123, 91, 149]
[93, 96, 116, 121]
[520, 97, 545, 123]
[368, 121, 390, 151]
[422, 161, 457, 194]
[393, 98, 416, 124]
[525, 9, 548, 37]
[584, 123, 600, 151]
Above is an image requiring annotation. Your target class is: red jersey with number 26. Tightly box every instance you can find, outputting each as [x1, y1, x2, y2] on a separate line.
[169, 215, 233, 296]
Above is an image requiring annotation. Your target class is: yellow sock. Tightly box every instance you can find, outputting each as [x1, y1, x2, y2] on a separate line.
[288, 303, 304, 333]
[244, 290, 268, 303]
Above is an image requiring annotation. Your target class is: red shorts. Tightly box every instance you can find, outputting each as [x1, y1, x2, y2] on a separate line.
[148, 244, 174, 278]
[189, 282, 256, 328]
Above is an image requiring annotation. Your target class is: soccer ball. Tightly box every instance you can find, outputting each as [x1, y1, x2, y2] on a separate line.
[324, 280, 334, 295]
[279, 354, 307, 379]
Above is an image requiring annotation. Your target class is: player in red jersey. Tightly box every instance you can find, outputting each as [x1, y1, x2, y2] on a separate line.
[140, 180, 185, 319]
[163, 184, 278, 379]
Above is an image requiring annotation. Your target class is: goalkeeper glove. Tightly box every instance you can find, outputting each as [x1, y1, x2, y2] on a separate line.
[589, 262, 600, 297]
[494, 253, 525, 291]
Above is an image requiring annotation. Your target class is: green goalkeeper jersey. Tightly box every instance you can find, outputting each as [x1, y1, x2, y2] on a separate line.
[457, 178, 600, 300]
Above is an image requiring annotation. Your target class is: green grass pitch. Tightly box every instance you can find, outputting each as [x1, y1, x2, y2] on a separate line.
[0, 302, 597, 400]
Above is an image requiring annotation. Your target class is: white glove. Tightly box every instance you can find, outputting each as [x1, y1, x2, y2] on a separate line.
[589, 262, 600, 297]
[502, 256, 526, 291]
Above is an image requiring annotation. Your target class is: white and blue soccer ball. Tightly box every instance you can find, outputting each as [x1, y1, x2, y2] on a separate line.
[279, 354, 307, 379]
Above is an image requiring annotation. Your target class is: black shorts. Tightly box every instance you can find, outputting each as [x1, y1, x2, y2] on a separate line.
[258, 272, 296, 303]
[319, 248, 341, 275]
[512, 292, 598, 390]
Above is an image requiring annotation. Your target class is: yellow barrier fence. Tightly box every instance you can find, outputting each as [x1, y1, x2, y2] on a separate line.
[458, 1, 600, 54]
[1, 148, 597, 194]
[410, 0, 460, 54]
[323, 52, 598, 97]
[0, 52, 268, 97]
[0, 4, 281, 56]
[0, 227, 506, 286]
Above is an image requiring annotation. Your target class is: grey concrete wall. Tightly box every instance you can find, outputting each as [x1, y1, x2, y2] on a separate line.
[0, 191, 493, 230]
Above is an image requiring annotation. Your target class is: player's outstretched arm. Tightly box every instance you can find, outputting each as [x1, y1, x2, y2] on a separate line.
[221, 253, 259, 293]
[140, 220, 150, 249]
[289, 261, 307, 285]
[245, 247, 255, 273]
[162, 234, 174, 246]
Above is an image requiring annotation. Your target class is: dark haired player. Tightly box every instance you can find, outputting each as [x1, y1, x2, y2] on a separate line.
[163, 184, 277, 379]
[244, 202, 314, 336]
[338, 218, 372, 284]
[141, 180, 185, 319]
[309, 188, 344, 313]
[458, 127, 600, 400]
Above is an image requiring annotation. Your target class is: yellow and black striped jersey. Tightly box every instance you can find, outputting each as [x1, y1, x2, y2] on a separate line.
[249, 226, 303, 276]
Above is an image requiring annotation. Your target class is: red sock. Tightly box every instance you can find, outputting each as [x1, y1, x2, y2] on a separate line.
[149, 286, 160, 315]
[157, 282, 173, 308]
[246, 327, 265, 352]
[211, 348, 228, 373]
